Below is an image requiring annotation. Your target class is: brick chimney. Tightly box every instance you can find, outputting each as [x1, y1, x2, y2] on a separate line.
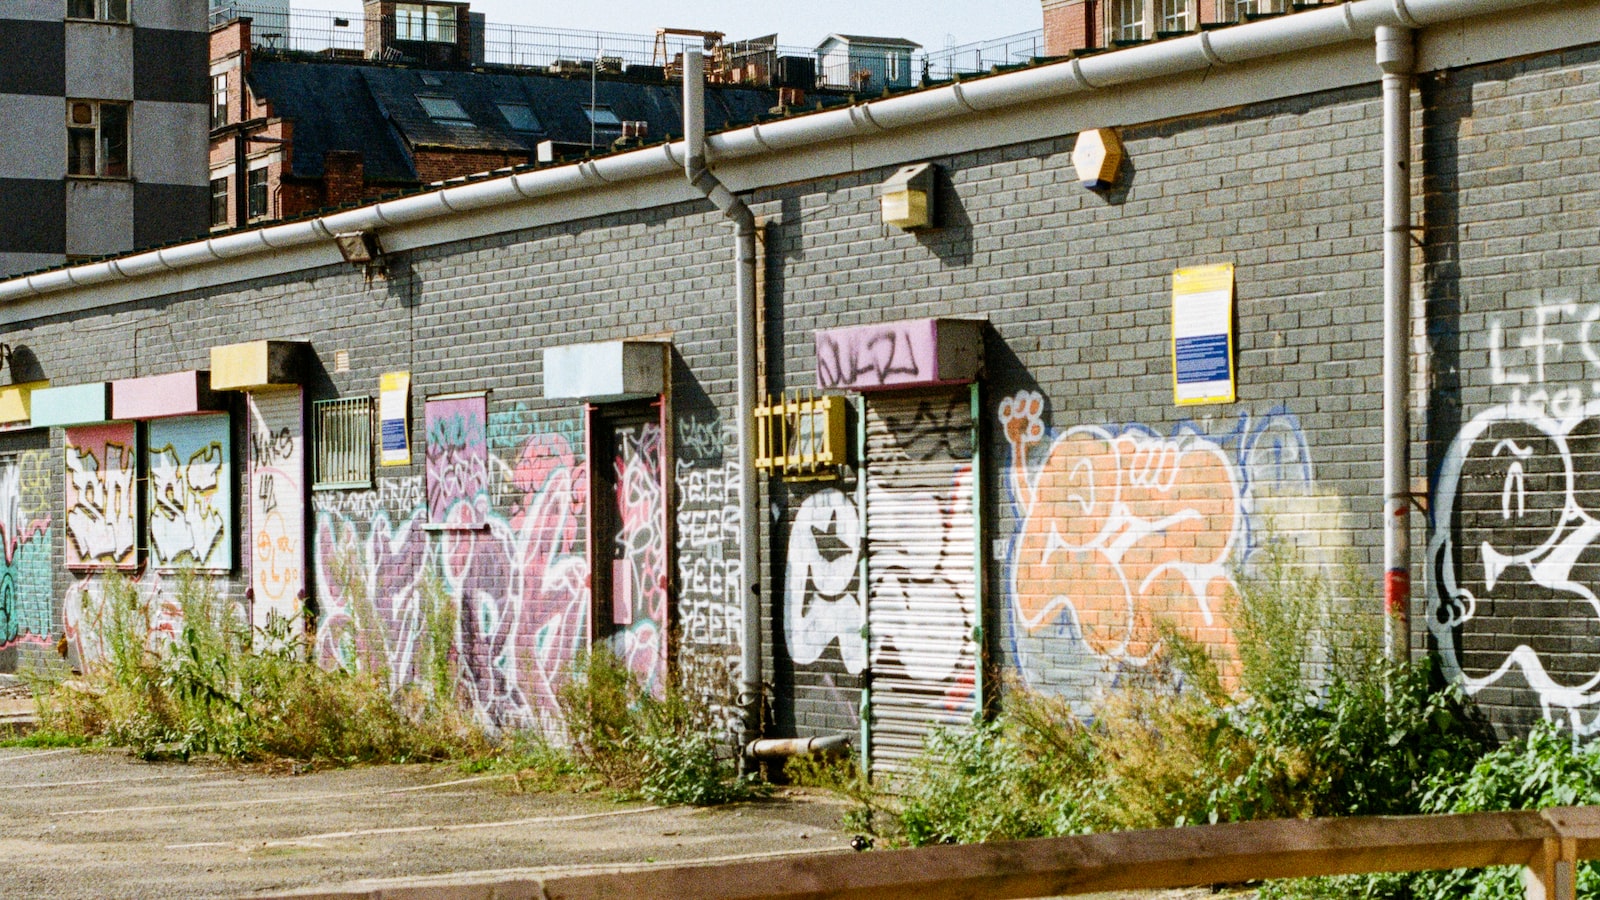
[324, 150, 366, 206]
[1042, 0, 1095, 56]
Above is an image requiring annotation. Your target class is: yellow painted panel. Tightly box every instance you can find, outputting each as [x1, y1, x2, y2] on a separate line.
[0, 380, 49, 424]
[210, 341, 269, 391]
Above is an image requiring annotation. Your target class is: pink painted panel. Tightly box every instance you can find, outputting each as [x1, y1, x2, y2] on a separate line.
[64, 422, 139, 570]
[111, 371, 213, 420]
[815, 318, 941, 390]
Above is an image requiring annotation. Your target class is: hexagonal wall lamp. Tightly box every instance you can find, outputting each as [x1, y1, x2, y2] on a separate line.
[1073, 128, 1125, 191]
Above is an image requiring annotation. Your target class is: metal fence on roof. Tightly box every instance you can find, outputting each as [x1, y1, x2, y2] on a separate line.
[210, 3, 1046, 85]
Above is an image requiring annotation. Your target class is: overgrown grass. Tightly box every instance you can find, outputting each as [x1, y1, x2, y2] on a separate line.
[35, 570, 484, 765]
[550, 648, 768, 806]
[874, 538, 1496, 849]
[35, 569, 761, 811]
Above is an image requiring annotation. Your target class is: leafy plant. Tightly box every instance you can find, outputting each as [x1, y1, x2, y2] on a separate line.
[877, 536, 1495, 850]
[553, 648, 765, 805]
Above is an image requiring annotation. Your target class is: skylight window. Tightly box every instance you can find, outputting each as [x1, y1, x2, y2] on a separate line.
[417, 95, 471, 125]
[496, 102, 541, 133]
[581, 104, 621, 128]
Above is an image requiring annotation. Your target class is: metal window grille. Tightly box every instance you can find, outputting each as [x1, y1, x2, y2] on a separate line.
[314, 397, 373, 489]
[753, 392, 847, 481]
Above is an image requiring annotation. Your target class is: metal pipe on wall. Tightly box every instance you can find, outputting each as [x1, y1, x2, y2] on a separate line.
[1377, 25, 1415, 660]
[683, 50, 764, 756]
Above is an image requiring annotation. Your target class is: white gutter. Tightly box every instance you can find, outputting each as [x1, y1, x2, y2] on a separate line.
[0, 0, 1561, 307]
[683, 50, 764, 758]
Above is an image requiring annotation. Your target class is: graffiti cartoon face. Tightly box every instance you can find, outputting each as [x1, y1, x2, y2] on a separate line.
[1431, 406, 1600, 702]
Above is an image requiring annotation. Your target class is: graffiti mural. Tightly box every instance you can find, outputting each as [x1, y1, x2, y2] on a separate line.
[605, 420, 668, 698]
[0, 450, 52, 649]
[784, 487, 864, 674]
[816, 319, 941, 390]
[675, 413, 744, 740]
[64, 423, 138, 569]
[425, 394, 490, 528]
[147, 414, 233, 571]
[248, 390, 305, 630]
[1430, 401, 1600, 733]
[999, 390, 1314, 686]
[313, 415, 589, 734]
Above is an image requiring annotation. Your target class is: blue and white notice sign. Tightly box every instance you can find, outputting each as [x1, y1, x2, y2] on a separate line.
[1171, 263, 1236, 406]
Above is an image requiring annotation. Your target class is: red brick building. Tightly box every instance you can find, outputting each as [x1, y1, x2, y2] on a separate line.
[1043, 0, 1334, 56]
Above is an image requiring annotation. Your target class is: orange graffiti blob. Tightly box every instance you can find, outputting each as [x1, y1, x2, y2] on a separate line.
[1014, 428, 1239, 668]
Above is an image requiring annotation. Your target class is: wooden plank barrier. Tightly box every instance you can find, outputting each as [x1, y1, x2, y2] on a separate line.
[264, 806, 1600, 900]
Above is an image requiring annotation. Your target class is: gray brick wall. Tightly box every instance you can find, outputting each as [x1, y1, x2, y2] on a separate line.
[4, 38, 1598, 744]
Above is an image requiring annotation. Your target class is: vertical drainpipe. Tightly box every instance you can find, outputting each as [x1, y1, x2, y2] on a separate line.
[683, 51, 763, 755]
[1378, 25, 1415, 661]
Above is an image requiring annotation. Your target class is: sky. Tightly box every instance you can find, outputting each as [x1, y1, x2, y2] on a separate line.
[307, 1, 1045, 56]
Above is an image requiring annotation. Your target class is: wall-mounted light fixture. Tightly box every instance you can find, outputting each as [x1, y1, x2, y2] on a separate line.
[881, 162, 938, 230]
[1073, 128, 1125, 191]
[334, 230, 386, 282]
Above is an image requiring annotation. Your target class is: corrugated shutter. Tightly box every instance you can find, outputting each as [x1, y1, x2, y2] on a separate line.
[863, 387, 979, 773]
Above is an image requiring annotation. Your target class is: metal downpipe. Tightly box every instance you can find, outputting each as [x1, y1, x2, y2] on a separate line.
[683, 51, 763, 756]
[1378, 25, 1415, 660]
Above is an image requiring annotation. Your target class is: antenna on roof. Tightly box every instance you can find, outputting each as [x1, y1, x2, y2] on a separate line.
[591, 35, 600, 150]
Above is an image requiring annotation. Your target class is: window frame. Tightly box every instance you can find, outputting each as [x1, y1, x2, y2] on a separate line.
[416, 94, 472, 125]
[209, 175, 228, 228]
[581, 103, 622, 128]
[393, 2, 457, 44]
[1111, 0, 1148, 42]
[494, 101, 541, 133]
[313, 397, 375, 491]
[246, 166, 269, 221]
[211, 73, 228, 129]
[66, 99, 129, 179]
[1158, 0, 1194, 32]
[66, 0, 128, 23]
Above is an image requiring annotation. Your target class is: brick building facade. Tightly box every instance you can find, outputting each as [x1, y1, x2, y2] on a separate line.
[1, 0, 1597, 762]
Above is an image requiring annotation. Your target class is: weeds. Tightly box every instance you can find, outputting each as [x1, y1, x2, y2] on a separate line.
[36, 570, 483, 765]
[873, 537, 1495, 848]
[549, 649, 768, 806]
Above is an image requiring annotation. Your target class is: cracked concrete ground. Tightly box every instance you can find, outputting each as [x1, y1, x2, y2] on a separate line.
[0, 746, 1255, 899]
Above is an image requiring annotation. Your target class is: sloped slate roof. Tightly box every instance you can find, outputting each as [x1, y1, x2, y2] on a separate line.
[248, 58, 794, 183]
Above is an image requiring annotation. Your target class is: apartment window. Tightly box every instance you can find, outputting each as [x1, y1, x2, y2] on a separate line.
[209, 176, 228, 227]
[416, 94, 471, 125]
[211, 73, 228, 129]
[394, 3, 457, 43]
[66, 100, 128, 178]
[247, 167, 268, 220]
[1218, 0, 1283, 21]
[885, 53, 900, 82]
[495, 102, 540, 133]
[1112, 0, 1147, 41]
[1159, 0, 1194, 32]
[67, 0, 128, 22]
[314, 398, 374, 489]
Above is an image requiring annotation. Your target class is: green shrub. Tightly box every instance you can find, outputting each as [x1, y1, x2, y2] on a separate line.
[1269, 722, 1600, 899]
[554, 648, 766, 806]
[883, 537, 1495, 849]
